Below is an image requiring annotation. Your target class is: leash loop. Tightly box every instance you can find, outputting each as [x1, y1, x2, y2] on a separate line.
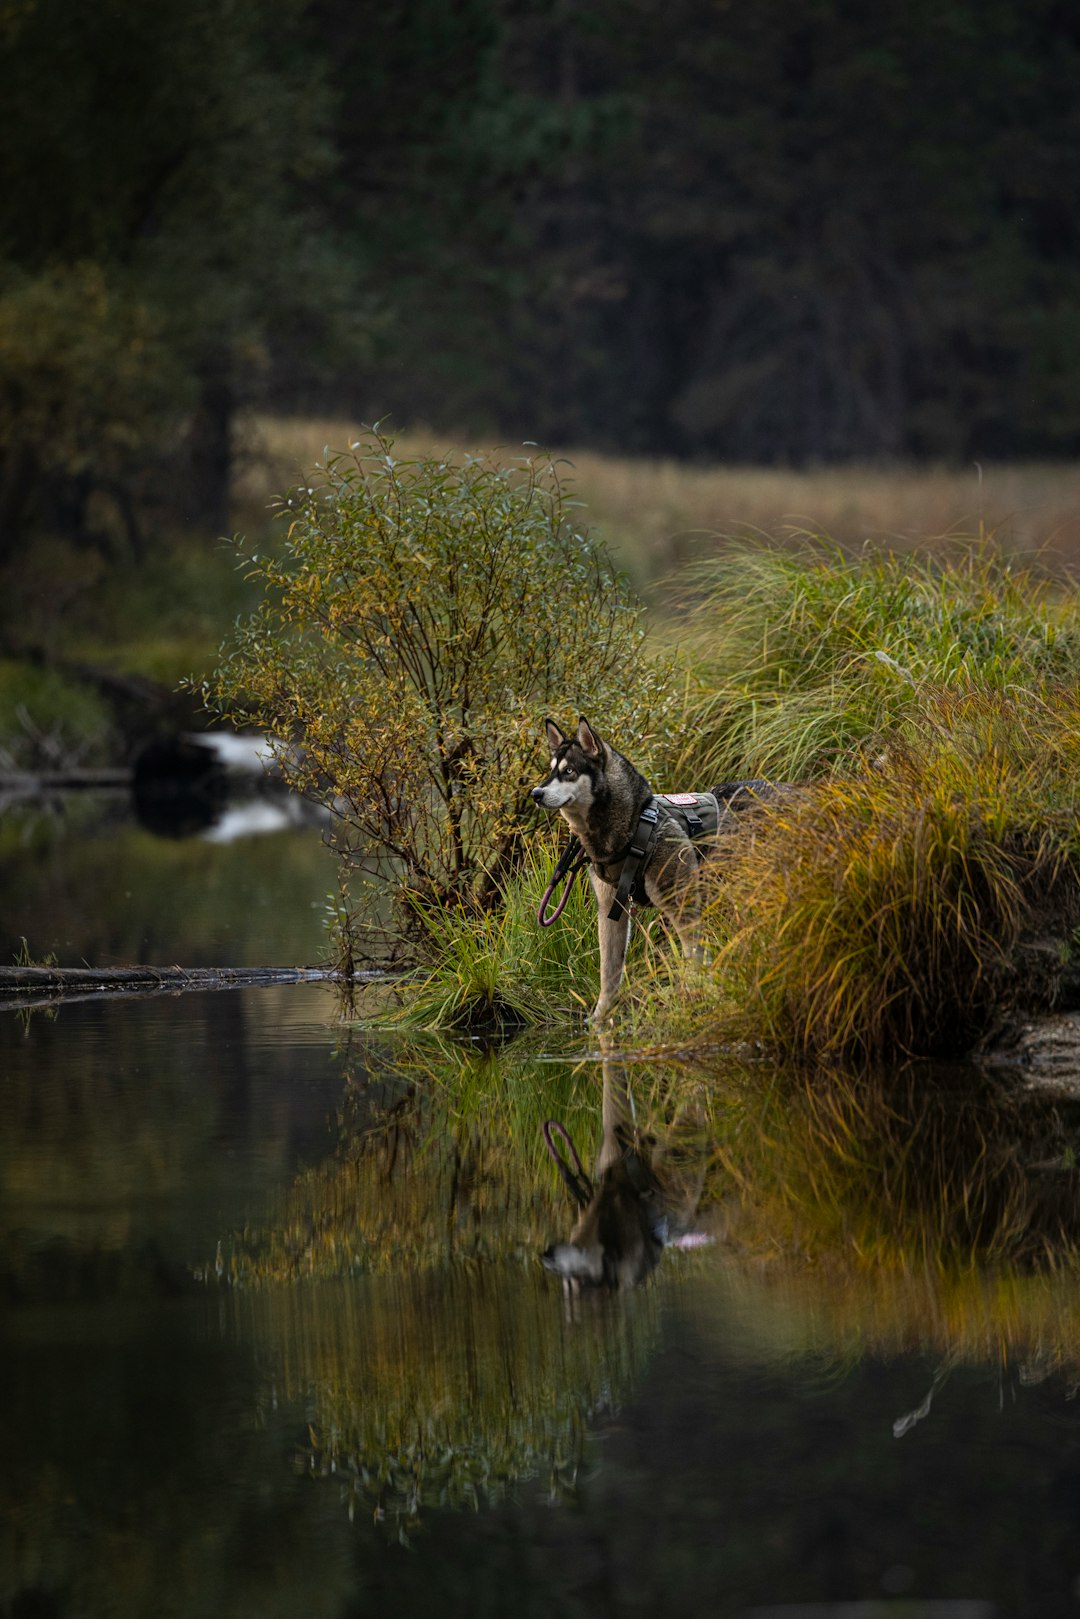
[537, 837, 587, 927]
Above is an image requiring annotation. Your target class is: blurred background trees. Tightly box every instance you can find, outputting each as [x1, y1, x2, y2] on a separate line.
[3, 0, 1079, 582]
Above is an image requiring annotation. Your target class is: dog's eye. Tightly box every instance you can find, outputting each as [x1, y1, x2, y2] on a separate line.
[561, 766, 577, 780]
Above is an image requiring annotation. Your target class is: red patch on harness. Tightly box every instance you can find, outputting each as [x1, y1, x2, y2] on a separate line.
[661, 793, 699, 806]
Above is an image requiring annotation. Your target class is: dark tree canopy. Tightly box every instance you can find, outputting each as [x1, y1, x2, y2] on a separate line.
[2, 0, 1079, 572]
[0, 0, 344, 553]
[375, 0, 1080, 464]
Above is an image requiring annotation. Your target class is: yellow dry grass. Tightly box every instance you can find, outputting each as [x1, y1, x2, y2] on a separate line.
[236, 413, 1080, 586]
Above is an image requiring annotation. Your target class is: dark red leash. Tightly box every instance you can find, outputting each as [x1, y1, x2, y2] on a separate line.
[537, 837, 587, 927]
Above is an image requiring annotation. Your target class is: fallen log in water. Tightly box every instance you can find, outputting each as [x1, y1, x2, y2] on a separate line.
[0, 965, 340, 990]
[0, 768, 133, 797]
[0, 964, 394, 1010]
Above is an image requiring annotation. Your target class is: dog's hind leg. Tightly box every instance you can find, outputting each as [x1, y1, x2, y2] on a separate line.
[589, 870, 631, 1022]
[647, 841, 705, 963]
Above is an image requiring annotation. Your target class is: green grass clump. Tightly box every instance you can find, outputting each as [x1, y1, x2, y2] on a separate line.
[705, 688, 1080, 1060]
[672, 540, 1080, 784]
[395, 833, 601, 1027]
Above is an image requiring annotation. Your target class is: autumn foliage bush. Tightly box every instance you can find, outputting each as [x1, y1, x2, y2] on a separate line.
[207, 432, 676, 953]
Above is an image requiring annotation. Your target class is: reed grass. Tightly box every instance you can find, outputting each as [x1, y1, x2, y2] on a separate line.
[671, 540, 1080, 784]
[692, 689, 1080, 1061]
[390, 833, 601, 1027]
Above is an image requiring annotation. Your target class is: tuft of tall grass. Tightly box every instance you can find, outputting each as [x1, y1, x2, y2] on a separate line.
[671, 541, 1080, 785]
[702, 689, 1080, 1060]
[396, 830, 727, 1032]
[394, 832, 601, 1028]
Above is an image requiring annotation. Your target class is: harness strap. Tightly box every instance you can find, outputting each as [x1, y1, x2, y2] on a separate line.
[608, 799, 661, 922]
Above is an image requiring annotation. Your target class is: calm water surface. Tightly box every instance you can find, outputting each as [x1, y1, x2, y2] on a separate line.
[3, 792, 1080, 1616]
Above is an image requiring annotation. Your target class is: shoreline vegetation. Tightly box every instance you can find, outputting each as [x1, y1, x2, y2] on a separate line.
[10, 420, 1080, 1064]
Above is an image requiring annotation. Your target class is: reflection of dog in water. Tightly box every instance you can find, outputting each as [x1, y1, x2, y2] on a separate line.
[540, 1061, 710, 1291]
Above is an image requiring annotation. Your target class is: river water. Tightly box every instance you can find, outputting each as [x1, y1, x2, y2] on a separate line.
[3, 788, 1080, 1616]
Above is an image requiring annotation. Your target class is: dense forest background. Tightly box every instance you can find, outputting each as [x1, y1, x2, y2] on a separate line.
[2, 0, 1079, 569]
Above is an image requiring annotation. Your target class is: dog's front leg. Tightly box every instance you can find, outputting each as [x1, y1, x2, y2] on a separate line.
[589, 869, 630, 1022]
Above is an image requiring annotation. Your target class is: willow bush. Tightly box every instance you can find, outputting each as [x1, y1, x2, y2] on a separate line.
[206, 431, 676, 953]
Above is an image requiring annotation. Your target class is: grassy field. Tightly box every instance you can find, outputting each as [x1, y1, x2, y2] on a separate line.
[237, 414, 1080, 590]
[14, 412, 1080, 693]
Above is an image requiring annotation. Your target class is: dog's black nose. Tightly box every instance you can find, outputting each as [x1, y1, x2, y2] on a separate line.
[530, 786, 544, 802]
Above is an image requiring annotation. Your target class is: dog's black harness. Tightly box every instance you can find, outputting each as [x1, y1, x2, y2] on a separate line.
[607, 799, 663, 921]
[539, 783, 766, 928]
[607, 791, 729, 921]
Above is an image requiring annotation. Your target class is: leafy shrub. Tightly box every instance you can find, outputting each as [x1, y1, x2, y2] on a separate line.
[207, 432, 676, 952]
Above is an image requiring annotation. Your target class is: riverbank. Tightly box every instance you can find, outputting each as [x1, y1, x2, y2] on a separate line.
[9, 429, 1080, 1066]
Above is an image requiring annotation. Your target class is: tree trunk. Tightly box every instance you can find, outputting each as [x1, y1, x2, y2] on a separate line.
[0, 437, 35, 570]
[186, 365, 234, 534]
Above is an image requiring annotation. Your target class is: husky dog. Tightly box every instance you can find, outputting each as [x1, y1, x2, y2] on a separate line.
[531, 716, 771, 1022]
[540, 1060, 708, 1291]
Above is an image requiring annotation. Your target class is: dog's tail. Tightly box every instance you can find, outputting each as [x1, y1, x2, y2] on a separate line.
[709, 779, 774, 804]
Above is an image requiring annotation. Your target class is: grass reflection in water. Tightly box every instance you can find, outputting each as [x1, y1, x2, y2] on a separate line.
[705, 1050, 1080, 1389]
[238, 1270, 662, 1533]
[219, 1037, 677, 1531]
[215, 1027, 1080, 1534]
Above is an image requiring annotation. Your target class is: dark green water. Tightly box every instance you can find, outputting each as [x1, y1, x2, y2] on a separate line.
[4, 793, 1080, 1617]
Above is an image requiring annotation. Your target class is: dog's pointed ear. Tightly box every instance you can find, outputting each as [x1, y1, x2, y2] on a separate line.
[577, 718, 603, 758]
[544, 718, 566, 752]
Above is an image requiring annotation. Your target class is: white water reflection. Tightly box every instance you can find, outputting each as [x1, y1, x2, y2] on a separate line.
[195, 729, 275, 773]
[201, 794, 326, 843]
